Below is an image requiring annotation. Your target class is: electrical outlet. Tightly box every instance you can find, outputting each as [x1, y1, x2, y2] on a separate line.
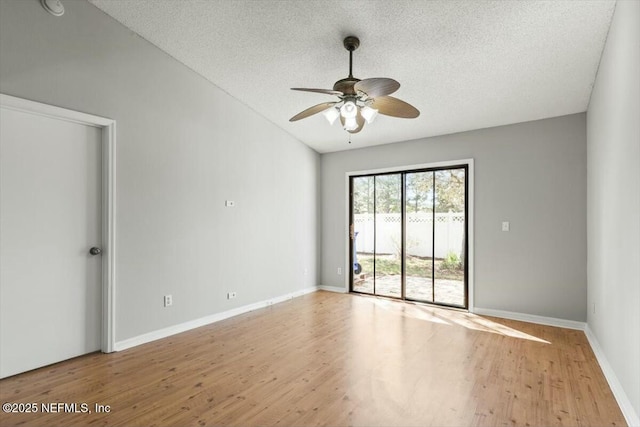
[227, 291, 237, 300]
[164, 295, 173, 307]
[337, 267, 342, 275]
[225, 200, 235, 207]
[502, 221, 510, 232]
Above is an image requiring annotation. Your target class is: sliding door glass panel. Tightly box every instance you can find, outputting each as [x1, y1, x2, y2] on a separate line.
[404, 172, 434, 302]
[374, 174, 402, 298]
[352, 176, 375, 294]
[433, 169, 466, 307]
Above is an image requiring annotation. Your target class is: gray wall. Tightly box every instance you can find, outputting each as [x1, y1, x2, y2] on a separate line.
[0, 0, 320, 342]
[587, 0, 640, 420]
[321, 114, 587, 321]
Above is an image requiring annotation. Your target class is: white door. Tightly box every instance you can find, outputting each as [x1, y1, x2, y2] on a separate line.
[0, 105, 102, 378]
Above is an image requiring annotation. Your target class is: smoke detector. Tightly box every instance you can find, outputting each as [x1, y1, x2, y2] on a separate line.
[41, 0, 65, 17]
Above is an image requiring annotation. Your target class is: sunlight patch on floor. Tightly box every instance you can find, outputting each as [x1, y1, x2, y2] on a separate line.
[370, 296, 550, 344]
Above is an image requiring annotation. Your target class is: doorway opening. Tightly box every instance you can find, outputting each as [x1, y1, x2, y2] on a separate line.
[349, 164, 469, 309]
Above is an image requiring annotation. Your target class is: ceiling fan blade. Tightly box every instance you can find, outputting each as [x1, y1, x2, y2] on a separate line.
[291, 88, 344, 96]
[289, 102, 337, 122]
[339, 110, 365, 133]
[370, 96, 420, 118]
[354, 78, 400, 98]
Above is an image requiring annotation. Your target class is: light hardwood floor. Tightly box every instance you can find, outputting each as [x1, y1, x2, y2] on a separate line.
[0, 291, 626, 427]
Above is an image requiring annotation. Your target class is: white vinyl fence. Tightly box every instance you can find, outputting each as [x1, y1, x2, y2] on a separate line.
[354, 212, 465, 259]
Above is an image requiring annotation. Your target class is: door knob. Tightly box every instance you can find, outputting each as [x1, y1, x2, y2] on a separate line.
[89, 247, 102, 256]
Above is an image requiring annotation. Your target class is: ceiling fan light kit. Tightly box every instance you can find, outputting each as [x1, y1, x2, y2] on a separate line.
[290, 36, 419, 137]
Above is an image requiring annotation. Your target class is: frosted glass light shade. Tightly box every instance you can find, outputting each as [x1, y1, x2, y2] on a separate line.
[340, 101, 357, 119]
[323, 107, 340, 125]
[361, 106, 378, 124]
[343, 116, 358, 131]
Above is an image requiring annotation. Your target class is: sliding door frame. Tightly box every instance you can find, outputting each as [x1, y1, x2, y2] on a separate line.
[345, 159, 475, 312]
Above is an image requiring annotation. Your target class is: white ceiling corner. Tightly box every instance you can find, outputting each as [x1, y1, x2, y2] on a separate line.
[88, 0, 616, 153]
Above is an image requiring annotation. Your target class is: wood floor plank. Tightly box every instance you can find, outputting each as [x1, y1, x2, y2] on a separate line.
[0, 291, 626, 426]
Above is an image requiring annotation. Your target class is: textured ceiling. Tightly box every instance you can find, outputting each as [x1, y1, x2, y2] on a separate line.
[88, 0, 615, 153]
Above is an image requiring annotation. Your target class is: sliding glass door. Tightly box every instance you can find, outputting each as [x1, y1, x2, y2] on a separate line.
[350, 166, 468, 309]
[404, 171, 434, 302]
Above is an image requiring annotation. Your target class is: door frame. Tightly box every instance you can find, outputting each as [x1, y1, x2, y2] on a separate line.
[345, 159, 475, 312]
[1, 94, 117, 353]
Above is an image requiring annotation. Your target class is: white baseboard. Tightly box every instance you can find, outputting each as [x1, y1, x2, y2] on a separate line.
[584, 325, 640, 427]
[317, 285, 348, 293]
[472, 307, 586, 330]
[114, 286, 319, 351]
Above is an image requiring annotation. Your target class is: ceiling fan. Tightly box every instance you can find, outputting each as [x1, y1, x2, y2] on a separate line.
[289, 36, 420, 134]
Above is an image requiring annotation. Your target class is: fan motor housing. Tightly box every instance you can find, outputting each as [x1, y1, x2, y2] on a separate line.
[333, 77, 360, 95]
